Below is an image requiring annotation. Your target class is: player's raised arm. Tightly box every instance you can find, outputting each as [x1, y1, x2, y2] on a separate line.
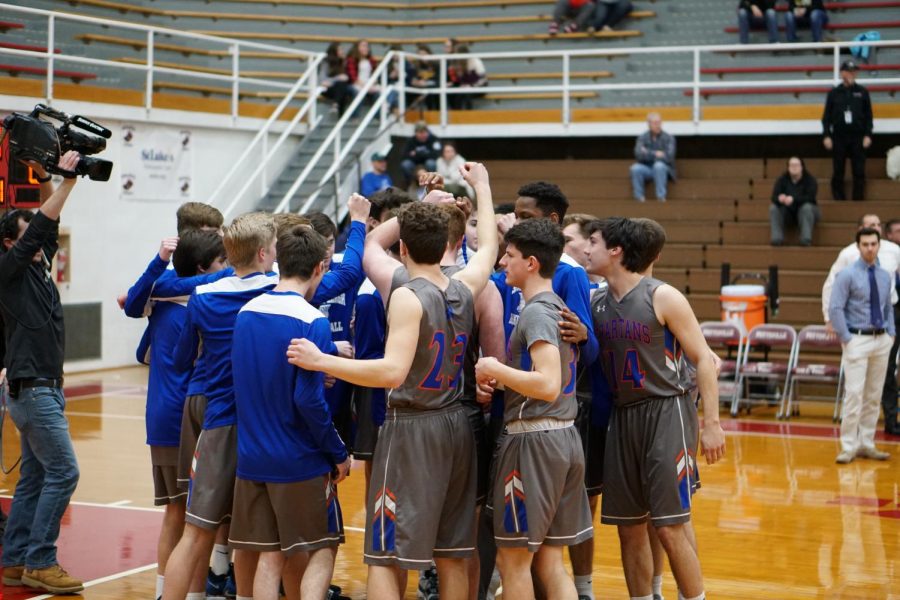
[287, 286, 422, 389]
[453, 163, 497, 298]
[654, 284, 726, 465]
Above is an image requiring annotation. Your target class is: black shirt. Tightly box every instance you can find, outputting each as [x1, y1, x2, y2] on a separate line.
[822, 82, 873, 138]
[770, 172, 818, 211]
[0, 211, 65, 380]
[402, 133, 442, 165]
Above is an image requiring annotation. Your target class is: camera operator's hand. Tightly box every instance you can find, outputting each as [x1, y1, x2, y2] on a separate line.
[159, 237, 179, 262]
[57, 150, 81, 181]
[347, 193, 372, 223]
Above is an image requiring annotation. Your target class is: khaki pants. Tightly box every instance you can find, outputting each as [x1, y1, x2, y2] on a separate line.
[840, 334, 893, 454]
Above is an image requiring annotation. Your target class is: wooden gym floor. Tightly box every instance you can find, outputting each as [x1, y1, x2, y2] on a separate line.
[1, 366, 898, 599]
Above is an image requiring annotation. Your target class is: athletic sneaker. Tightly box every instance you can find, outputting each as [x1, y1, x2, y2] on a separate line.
[327, 583, 352, 599]
[417, 566, 439, 600]
[225, 563, 236, 598]
[206, 567, 228, 597]
[21, 565, 84, 594]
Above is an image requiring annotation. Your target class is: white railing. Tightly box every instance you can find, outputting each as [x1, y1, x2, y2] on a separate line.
[407, 39, 900, 127]
[0, 4, 321, 121]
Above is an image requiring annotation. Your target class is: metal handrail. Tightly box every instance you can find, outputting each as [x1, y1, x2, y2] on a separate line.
[272, 51, 397, 215]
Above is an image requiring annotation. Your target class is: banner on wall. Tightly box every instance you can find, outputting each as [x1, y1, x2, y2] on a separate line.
[119, 124, 193, 202]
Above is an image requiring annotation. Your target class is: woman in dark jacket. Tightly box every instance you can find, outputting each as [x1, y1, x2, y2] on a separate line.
[770, 156, 821, 246]
[319, 42, 354, 115]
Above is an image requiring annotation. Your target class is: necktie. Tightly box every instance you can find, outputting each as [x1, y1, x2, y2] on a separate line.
[869, 266, 883, 329]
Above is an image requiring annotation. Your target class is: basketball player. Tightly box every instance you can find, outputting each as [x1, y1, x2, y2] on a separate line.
[584, 217, 726, 600]
[286, 162, 498, 600]
[474, 218, 593, 600]
[162, 212, 281, 600]
[229, 225, 351, 600]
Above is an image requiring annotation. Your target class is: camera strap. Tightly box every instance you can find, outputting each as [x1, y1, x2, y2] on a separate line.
[0, 380, 23, 475]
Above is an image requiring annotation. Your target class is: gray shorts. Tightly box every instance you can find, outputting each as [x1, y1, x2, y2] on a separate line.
[492, 425, 593, 550]
[601, 395, 700, 528]
[177, 394, 207, 490]
[229, 476, 345, 555]
[151, 445, 186, 506]
[186, 424, 237, 530]
[364, 405, 477, 570]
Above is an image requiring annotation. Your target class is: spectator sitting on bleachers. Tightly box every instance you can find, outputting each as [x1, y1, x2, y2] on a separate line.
[360, 151, 393, 198]
[785, 0, 828, 43]
[738, 0, 778, 44]
[770, 156, 820, 247]
[436, 142, 475, 198]
[448, 45, 487, 110]
[444, 37, 458, 54]
[592, 0, 633, 32]
[630, 112, 676, 203]
[401, 121, 442, 188]
[346, 39, 380, 99]
[411, 44, 439, 110]
[549, 0, 596, 35]
[319, 42, 354, 116]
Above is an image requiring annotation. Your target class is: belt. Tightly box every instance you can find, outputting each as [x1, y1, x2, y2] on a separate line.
[506, 417, 574, 434]
[8, 378, 64, 395]
[849, 328, 887, 336]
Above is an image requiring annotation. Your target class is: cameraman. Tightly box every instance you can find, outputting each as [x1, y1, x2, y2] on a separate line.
[0, 151, 83, 594]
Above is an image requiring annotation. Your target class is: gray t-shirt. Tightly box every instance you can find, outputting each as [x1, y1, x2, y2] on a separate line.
[386, 273, 475, 411]
[591, 277, 687, 407]
[504, 291, 577, 423]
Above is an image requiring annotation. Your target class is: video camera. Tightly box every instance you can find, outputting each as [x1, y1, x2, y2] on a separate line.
[1, 104, 113, 181]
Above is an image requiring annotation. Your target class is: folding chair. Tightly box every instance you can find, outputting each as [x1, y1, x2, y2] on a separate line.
[700, 321, 745, 410]
[779, 325, 844, 422]
[733, 323, 797, 417]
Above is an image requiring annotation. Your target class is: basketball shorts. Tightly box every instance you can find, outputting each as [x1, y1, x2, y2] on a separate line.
[229, 475, 345, 555]
[177, 394, 207, 490]
[601, 395, 700, 528]
[151, 445, 186, 506]
[185, 424, 237, 530]
[364, 405, 477, 570]
[352, 386, 380, 460]
[492, 424, 593, 550]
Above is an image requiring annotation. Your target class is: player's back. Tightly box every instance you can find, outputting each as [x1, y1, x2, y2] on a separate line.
[591, 276, 687, 407]
[232, 291, 342, 482]
[387, 276, 474, 412]
[189, 272, 278, 429]
[505, 291, 577, 422]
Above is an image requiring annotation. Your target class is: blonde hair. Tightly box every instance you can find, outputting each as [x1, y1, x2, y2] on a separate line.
[562, 212, 597, 238]
[223, 212, 276, 268]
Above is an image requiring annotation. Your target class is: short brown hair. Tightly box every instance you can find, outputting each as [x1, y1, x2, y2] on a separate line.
[562, 213, 596, 239]
[273, 213, 311, 239]
[176, 202, 223, 234]
[441, 204, 466, 249]
[277, 226, 327, 280]
[173, 229, 225, 277]
[223, 212, 276, 269]
[632, 217, 667, 269]
[398, 203, 448, 265]
[304, 212, 337, 239]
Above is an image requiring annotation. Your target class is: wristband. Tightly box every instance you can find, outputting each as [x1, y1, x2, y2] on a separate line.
[36, 174, 52, 183]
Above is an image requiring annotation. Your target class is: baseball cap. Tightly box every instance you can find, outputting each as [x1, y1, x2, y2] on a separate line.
[414, 120, 428, 132]
[371, 151, 388, 161]
[840, 60, 858, 72]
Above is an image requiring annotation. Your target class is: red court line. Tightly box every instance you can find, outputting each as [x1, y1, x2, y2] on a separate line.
[719, 418, 900, 443]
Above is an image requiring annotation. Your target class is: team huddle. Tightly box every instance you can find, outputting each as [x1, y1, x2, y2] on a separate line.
[124, 162, 726, 600]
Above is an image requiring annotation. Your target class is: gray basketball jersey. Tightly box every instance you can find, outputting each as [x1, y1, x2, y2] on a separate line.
[504, 291, 577, 423]
[391, 265, 480, 408]
[387, 274, 475, 411]
[591, 277, 687, 407]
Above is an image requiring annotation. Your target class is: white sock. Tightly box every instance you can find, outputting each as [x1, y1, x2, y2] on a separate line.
[678, 593, 705, 600]
[186, 594, 205, 600]
[631, 595, 654, 600]
[653, 574, 664, 596]
[237, 597, 253, 600]
[212, 544, 230, 576]
[574, 574, 594, 599]
[155, 574, 164, 599]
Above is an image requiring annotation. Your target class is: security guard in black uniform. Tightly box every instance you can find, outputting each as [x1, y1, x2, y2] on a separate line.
[822, 60, 873, 201]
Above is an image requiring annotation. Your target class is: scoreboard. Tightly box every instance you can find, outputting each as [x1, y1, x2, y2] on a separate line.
[0, 134, 42, 209]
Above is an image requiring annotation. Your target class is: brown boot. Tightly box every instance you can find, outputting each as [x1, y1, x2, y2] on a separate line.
[2, 565, 25, 586]
[21, 564, 84, 594]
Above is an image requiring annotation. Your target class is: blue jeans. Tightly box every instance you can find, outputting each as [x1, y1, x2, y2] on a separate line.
[738, 8, 778, 43]
[785, 9, 828, 42]
[401, 158, 437, 184]
[630, 161, 670, 201]
[2, 386, 80, 569]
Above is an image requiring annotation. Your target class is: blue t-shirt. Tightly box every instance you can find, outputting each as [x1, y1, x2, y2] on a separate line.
[353, 279, 387, 426]
[232, 291, 348, 482]
[174, 272, 279, 430]
[360, 171, 393, 198]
